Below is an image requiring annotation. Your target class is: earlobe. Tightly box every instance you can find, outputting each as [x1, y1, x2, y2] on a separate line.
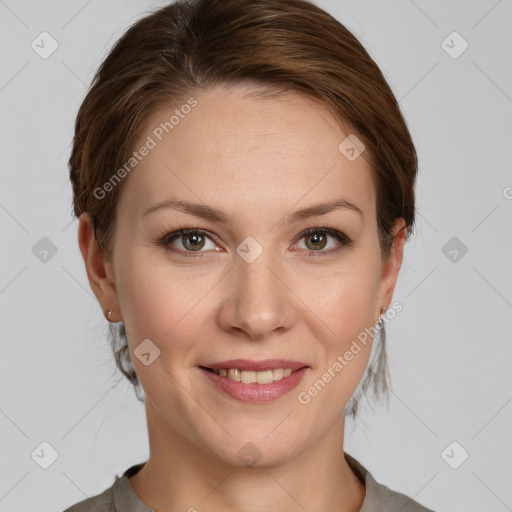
[77, 213, 121, 321]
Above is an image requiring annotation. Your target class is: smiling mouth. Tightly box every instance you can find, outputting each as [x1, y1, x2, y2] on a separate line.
[200, 366, 307, 384]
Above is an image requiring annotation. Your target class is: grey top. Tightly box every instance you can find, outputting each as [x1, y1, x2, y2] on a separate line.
[64, 453, 434, 512]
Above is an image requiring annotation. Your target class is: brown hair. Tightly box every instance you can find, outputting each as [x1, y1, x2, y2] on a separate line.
[69, 0, 417, 417]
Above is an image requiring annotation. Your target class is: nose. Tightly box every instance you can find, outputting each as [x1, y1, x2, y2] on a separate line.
[217, 249, 296, 341]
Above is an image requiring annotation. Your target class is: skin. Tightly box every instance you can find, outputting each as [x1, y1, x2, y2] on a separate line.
[78, 84, 406, 512]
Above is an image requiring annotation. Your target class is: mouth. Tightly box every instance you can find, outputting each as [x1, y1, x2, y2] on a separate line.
[199, 362, 310, 402]
[199, 358, 310, 384]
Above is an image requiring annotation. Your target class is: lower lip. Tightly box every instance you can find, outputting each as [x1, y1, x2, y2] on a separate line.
[200, 367, 309, 403]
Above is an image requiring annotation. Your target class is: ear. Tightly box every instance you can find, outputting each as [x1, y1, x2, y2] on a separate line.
[374, 218, 407, 320]
[77, 213, 121, 322]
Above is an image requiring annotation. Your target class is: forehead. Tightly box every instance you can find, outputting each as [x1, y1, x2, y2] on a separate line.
[118, 85, 376, 223]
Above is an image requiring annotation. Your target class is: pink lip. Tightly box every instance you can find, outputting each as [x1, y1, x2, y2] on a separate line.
[202, 359, 309, 372]
[199, 365, 310, 403]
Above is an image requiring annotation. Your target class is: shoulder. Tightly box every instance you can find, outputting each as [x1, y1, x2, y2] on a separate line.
[366, 475, 435, 512]
[63, 462, 147, 512]
[63, 484, 114, 512]
[345, 452, 436, 512]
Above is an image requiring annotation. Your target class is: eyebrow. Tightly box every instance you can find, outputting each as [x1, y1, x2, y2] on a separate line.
[142, 197, 363, 223]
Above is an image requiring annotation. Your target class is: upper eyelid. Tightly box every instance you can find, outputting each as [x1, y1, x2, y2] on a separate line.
[164, 228, 220, 244]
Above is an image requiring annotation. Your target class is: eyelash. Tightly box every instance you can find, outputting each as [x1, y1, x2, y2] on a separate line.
[159, 225, 354, 258]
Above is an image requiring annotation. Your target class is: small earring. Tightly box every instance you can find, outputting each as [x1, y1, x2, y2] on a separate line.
[378, 306, 385, 327]
[106, 309, 113, 322]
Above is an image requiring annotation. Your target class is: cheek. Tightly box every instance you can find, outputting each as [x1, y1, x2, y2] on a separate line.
[114, 250, 216, 358]
[305, 263, 380, 336]
[300, 280, 378, 410]
[304, 261, 381, 386]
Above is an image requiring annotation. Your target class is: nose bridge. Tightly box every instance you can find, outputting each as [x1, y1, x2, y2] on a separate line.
[222, 242, 292, 338]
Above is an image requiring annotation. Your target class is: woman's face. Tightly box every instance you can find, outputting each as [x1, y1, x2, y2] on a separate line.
[83, 84, 404, 466]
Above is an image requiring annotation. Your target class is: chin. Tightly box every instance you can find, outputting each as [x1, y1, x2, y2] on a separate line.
[197, 428, 306, 469]
[216, 443, 293, 469]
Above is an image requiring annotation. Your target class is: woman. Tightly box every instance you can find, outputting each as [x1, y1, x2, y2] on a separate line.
[65, 0, 434, 510]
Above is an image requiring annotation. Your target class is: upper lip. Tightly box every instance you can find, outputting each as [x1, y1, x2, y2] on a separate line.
[201, 359, 310, 372]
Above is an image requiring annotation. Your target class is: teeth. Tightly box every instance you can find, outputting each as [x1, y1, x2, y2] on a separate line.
[214, 368, 296, 383]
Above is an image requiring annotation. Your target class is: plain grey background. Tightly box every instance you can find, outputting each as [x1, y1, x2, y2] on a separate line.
[1, 1, 511, 511]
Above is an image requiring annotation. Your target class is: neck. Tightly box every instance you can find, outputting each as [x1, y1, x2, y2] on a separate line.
[129, 399, 365, 512]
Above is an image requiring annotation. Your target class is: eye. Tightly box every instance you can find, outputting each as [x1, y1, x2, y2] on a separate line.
[292, 227, 354, 256]
[161, 228, 220, 256]
[159, 226, 353, 258]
